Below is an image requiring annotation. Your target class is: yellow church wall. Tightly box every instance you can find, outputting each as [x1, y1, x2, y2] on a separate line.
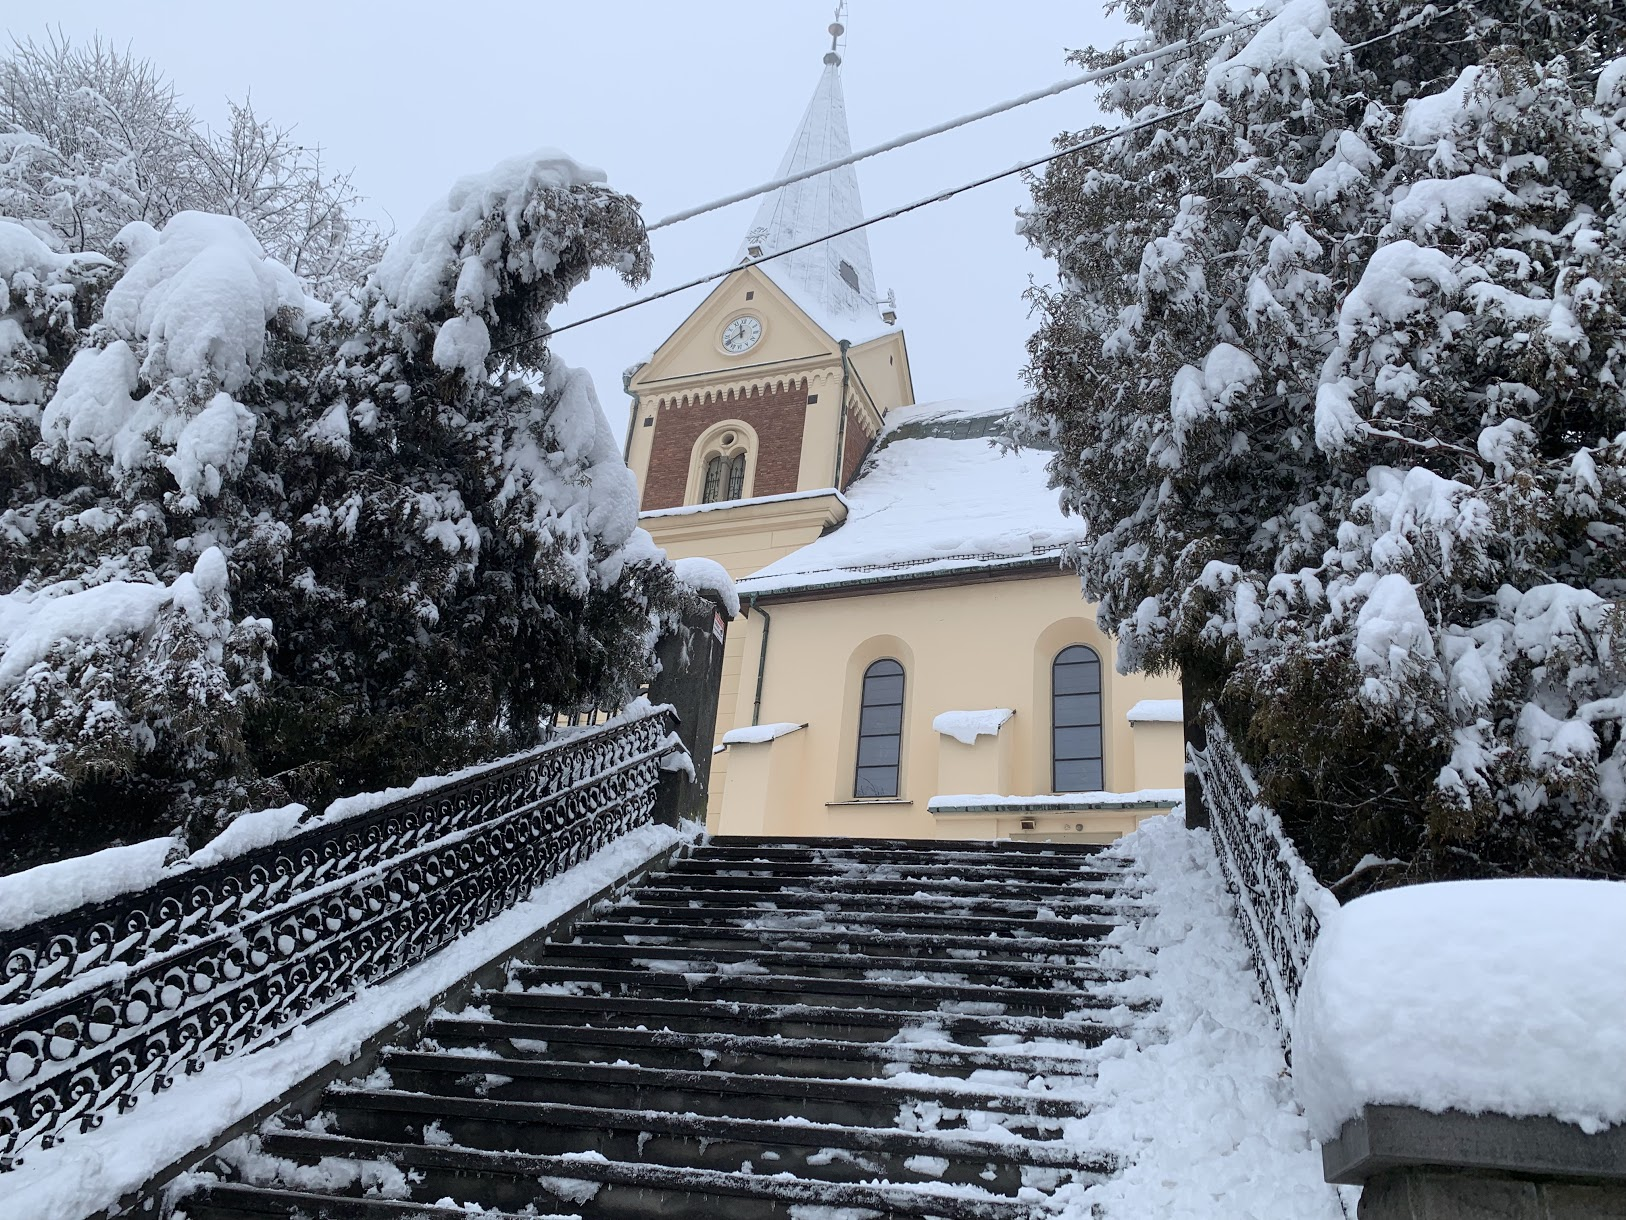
[640, 491, 848, 826]
[716, 569, 1185, 841]
[845, 332, 913, 418]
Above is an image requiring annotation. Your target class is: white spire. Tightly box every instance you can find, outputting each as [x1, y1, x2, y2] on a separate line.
[739, 27, 880, 335]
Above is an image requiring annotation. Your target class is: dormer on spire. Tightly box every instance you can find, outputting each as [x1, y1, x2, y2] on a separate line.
[737, 4, 880, 338]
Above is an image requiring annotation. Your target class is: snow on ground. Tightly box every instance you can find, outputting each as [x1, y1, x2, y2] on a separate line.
[1295, 878, 1626, 1141]
[0, 820, 695, 1220]
[1050, 812, 1344, 1219]
[737, 398, 1084, 595]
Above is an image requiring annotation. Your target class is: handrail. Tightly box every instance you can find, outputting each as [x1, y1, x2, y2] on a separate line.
[0, 704, 679, 1167]
[1190, 704, 1339, 1051]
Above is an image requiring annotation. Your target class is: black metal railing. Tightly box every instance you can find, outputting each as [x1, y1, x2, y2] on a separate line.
[0, 704, 679, 1167]
[1190, 705, 1338, 1050]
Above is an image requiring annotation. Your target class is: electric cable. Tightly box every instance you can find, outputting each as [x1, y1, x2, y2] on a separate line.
[646, 13, 1268, 232]
[494, 1, 1466, 355]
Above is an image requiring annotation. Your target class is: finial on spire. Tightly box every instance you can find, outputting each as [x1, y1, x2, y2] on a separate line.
[824, 2, 846, 66]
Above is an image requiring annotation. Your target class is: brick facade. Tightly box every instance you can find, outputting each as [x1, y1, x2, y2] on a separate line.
[839, 402, 877, 491]
[642, 378, 810, 510]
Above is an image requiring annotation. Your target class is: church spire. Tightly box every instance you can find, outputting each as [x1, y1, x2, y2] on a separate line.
[739, 5, 881, 333]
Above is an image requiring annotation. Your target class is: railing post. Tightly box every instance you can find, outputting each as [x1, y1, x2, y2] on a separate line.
[648, 591, 732, 826]
[1182, 681, 1211, 829]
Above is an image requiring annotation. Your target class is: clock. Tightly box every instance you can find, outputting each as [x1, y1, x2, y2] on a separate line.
[721, 315, 762, 354]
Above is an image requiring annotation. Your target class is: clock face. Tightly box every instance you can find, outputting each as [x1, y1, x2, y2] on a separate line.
[721, 315, 763, 354]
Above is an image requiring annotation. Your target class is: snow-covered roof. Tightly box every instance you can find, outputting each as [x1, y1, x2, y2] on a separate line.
[738, 59, 887, 342]
[737, 397, 1084, 597]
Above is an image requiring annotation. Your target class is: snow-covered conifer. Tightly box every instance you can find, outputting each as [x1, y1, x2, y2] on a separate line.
[1022, 0, 1625, 881]
[1, 150, 676, 867]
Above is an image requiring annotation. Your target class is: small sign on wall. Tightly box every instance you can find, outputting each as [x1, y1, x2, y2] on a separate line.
[713, 611, 726, 644]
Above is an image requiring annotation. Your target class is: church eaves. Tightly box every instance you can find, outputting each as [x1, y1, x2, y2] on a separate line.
[738, 54, 882, 340]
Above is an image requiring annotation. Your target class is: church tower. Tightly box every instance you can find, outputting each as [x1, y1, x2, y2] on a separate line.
[625, 17, 914, 823]
[625, 19, 914, 535]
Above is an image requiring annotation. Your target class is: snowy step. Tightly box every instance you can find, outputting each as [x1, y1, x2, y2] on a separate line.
[177, 836, 1149, 1220]
[425, 1015, 1108, 1079]
[235, 1130, 1047, 1219]
[178, 1186, 564, 1220]
[510, 961, 1128, 1016]
[476, 991, 1126, 1044]
[570, 918, 1118, 961]
[705, 834, 1113, 859]
[645, 868, 1138, 899]
[315, 1087, 1110, 1189]
[535, 939, 1131, 986]
[605, 902, 1126, 938]
[377, 1051, 1085, 1127]
[620, 885, 1143, 919]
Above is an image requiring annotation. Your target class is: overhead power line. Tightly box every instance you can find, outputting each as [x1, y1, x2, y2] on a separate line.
[645, 14, 1268, 233]
[498, 0, 1466, 354]
[496, 104, 1202, 353]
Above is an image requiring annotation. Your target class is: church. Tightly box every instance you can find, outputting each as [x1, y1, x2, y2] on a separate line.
[623, 31, 1185, 843]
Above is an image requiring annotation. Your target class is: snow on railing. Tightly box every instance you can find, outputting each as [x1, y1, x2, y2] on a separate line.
[1190, 705, 1339, 1052]
[0, 704, 680, 1169]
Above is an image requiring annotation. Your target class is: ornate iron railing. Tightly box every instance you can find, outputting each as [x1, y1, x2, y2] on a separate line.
[0, 705, 679, 1167]
[1190, 705, 1339, 1049]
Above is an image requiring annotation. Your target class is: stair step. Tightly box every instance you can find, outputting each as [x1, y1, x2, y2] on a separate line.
[571, 919, 1116, 960]
[481, 990, 1124, 1042]
[620, 886, 1141, 919]
[180, 1185, 562, 1220]
[645, 868, 1138, 899]
[316, 1087, 1109, 1188]
[426, 1016, 1108, 1078]
[536, 939, 1130, 985]
[673, 853, 1130, 879]
[706, 835, 1113, 858]
[606, 903, 1123, 938]
[377, 1050, 1087, 1123]
[251, 1130, 1049, 1218]
[510, 961, 1123, 1015]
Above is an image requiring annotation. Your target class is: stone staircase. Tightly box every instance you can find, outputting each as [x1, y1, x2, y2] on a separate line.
[173, 836, 1152, 1219]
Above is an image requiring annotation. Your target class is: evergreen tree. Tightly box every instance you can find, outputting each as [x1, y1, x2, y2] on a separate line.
[0, 151, 675, 867]
[1022, 0, 1626, 885]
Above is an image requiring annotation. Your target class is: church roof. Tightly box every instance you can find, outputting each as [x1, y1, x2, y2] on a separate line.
[735, 397, 1086, 597]
[739, 57, 886, 343]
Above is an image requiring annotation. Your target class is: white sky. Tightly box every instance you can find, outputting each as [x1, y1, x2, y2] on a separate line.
[18, 1, 1132, 436]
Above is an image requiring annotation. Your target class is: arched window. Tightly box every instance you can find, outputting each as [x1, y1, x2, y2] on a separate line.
[696, 429, 749, 505]
[1052, 645, 1103, 792]
[701, 455, 724, 503]
[855, 658, 905, 798]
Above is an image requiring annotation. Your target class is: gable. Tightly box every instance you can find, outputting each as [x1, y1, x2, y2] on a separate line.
[630, 265, 841, 392]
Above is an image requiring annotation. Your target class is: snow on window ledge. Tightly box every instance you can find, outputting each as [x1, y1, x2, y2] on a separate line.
[931, 708, 1014, 745]
[720, 721, 806, 745]
[1295, 878, 1626, 1144]
[1126, 698, 1184, 724]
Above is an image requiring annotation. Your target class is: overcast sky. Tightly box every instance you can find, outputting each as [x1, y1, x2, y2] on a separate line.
[20, 1, 1132, 435]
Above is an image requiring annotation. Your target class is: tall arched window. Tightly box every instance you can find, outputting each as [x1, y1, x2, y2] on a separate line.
[1052, 645, 1103, 792]
[855, 658, 905, 798]
[727, 452, 746, 500]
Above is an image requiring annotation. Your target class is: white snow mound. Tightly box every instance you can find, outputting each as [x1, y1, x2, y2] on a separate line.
[103, 211, 322, 389]
[1296, 878, 1626, 1141]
